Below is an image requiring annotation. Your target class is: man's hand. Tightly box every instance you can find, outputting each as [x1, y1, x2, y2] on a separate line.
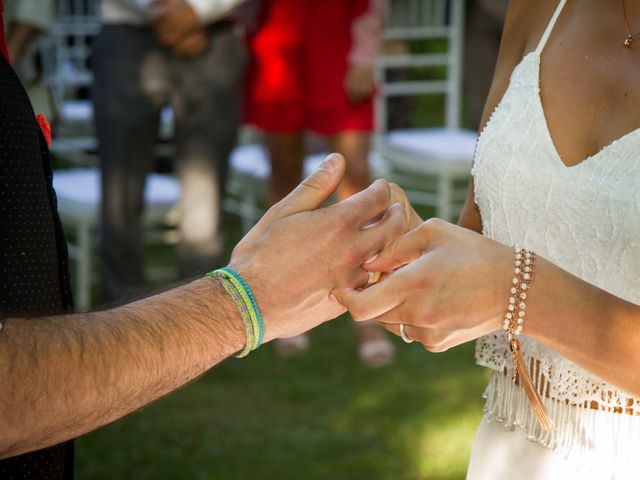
[344, 64, 376, 104]
[230, 154, 407, 342]
[150, 0, 202, 49]
[0, 154, 405, 458]
[171, 29, 208, 57]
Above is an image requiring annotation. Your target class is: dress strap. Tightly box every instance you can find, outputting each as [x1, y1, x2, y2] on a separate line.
[534, 0, 568, 55]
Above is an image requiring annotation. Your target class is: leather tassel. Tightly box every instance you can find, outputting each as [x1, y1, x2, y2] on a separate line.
[510, 337, 554, 432]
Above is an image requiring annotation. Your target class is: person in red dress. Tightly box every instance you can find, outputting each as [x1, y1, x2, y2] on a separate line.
[0, 0, 9, 61]
[244, 0, 393, 365]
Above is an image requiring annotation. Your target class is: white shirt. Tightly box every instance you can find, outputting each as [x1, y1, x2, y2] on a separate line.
[101, 0, 247, 26]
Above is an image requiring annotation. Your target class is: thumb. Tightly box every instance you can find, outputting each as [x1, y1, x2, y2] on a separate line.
[276, 153, 346, 217]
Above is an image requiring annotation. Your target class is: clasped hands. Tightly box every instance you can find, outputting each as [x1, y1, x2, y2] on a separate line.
[149, 0, 208, 57]
[230, 153, 516, 350]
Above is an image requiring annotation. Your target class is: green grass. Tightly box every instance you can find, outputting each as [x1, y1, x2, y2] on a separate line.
[67, 200, 484, 479]
[74, 316, 488, 480]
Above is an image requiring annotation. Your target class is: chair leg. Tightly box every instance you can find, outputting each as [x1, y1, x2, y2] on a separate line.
[437, 174, 453, 221]
[76, 222, 93, 311]
[241, 191, 256, 234]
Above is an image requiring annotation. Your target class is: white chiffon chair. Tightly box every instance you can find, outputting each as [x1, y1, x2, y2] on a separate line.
[225, 144, 387, 233]
[53, 168, 180, 311]
[376, 0, 476, 221]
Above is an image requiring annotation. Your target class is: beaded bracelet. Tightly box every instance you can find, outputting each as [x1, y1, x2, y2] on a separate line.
[502, 247, 535, 337]
[209, 267, 264, 358]
[502, 247, 554, 432]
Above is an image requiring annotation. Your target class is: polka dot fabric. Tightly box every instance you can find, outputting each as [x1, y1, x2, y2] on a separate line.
[0, 50, 74, 478]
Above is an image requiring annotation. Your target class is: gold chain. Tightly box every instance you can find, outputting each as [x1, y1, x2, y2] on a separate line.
[622, 0, 640, 47]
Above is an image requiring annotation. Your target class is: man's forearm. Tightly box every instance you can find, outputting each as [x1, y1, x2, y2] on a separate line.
[0, 153, 404, 461]
[0, 277, 243, 459]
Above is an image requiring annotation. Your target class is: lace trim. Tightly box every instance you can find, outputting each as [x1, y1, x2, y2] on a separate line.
[483, 368, 640, 477]
[476, 334, 640, 413]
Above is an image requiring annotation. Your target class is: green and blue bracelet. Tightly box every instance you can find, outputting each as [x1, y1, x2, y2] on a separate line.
[208, 267, 264, 358]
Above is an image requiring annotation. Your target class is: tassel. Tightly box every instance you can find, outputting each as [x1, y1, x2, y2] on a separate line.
[511, 337, 554, 432]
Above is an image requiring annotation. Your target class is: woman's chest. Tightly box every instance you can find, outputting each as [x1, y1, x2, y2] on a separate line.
[473, 78, 640, 302]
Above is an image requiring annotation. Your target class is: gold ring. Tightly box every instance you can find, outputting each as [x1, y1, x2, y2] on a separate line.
[365, 271, 382, 287]
[400, 323, 414, 344]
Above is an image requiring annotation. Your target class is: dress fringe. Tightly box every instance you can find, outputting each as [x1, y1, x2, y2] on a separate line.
[483, 370, 640, 478]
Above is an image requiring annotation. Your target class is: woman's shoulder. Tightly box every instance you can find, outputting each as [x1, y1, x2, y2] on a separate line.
[504, 0, 563, 53]
[489, 1, 563, 86]
[475, 0, 566, 154]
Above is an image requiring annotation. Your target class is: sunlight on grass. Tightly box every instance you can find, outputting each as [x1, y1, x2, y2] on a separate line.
[416, 410, 481, 478]
[75, 316, 488, 479]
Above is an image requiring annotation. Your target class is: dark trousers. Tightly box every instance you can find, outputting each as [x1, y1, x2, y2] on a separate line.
[92, 24, 246, 302]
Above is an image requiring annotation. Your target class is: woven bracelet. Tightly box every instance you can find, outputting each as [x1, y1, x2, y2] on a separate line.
[208, 267, 264, 357]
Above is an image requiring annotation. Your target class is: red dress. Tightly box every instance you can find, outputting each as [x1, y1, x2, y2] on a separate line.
[244, 0, 377, 135]
[0, 0, 9, 62]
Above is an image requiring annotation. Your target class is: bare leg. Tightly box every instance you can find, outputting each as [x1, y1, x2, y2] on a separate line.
[266, 132, 305, 205]
[330, 131, 372, 201]
[330, 131, 395, 367]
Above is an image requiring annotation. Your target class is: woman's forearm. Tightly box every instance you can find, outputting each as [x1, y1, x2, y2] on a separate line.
[337, 218, 640, 397]
[526, 257, 640, 397]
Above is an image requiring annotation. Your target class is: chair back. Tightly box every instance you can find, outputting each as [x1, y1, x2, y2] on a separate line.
[376, 0, 465, 132]
[40, 0, 101, 114]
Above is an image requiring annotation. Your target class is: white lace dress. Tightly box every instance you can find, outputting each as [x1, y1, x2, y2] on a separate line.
[467, 1, 640, 478]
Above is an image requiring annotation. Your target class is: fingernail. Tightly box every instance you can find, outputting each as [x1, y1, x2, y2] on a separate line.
[364, 254, 378, 264]
[320, 154, 338, 173]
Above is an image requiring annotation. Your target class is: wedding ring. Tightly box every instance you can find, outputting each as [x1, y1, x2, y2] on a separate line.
[365, 271, 382, 288]
[400, 323, 414, 344]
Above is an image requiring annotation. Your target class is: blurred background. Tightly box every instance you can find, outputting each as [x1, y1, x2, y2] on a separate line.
[4, 0, 506, 477]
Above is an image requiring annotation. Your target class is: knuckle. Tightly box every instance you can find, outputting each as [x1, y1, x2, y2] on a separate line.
[389, 183, 407, 201]
[424, 217, 445, 231]
[372, 177, 390, 190]
[268, 200, 286, 218]
[370, 178, 391, 201]
[332, 208, 353, 232]
[424, 343, 448, 353]
[387, 252, 403, 268]
[407, 272, 427, 296]
[343, 245, 362, 268]
[420, 329, 444, 352]
[263, 208, 279, 224]
[349, 305, 368, 322]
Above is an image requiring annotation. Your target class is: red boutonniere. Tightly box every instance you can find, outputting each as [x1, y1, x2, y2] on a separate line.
[35, 113, 52, 148]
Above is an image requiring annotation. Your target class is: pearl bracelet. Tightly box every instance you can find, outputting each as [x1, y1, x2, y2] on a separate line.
[501, 246, 553, 431]
[502, 247, 535, 337]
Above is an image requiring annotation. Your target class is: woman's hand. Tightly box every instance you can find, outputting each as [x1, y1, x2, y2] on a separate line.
[333, 218, 514, 351]
[344, 64, 376, 104]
